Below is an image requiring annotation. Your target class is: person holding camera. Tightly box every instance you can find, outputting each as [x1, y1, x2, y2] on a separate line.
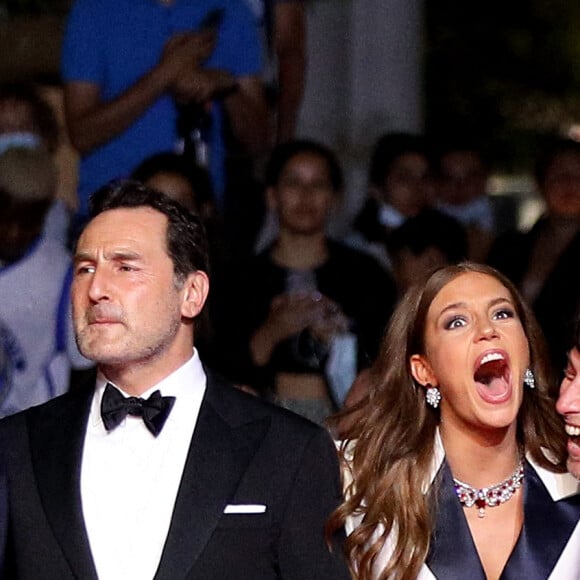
[62, 0, 270, 233]
[217, 140, 396, 424]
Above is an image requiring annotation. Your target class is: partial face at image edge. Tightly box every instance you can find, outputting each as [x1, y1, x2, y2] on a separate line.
[557, 346, 580, 479]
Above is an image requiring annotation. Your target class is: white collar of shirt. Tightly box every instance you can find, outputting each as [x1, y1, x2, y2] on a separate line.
[436, 196, 494, 231]
[377, 203, 406, 229]
[82, 349, 206, 580]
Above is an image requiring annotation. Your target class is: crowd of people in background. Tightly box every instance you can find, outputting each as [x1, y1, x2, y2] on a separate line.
[0, 0, 579, 577]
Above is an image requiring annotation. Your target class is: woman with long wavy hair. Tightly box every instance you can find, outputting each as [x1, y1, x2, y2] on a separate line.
[328, 262, 580, 579]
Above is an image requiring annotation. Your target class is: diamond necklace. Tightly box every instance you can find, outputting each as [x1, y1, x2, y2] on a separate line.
[453, 458, 524, 518]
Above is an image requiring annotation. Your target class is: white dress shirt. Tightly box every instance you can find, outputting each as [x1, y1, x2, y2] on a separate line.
[81, 350, 206, 580]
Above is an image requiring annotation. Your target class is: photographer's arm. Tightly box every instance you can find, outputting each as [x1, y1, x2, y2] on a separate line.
[64, 31, 215, 154]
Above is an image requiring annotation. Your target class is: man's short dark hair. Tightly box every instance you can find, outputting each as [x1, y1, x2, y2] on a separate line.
[131, 151, 215, 211]
[433, 136, 491, 175]
[389, 208, 468, 264]
[534, 136, 580, 187]
[88, 179, 209, 281]
[265, 139, 343, 192]
[368, 132, 428, 188]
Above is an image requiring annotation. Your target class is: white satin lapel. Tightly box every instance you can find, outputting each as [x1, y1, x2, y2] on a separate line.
[418, 565, 437, 579]
[549, 521, 580, 579]
[530, 454, 580, 501]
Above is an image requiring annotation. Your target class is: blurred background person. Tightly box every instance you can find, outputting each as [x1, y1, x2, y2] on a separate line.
[346, 132, 432, 271]
[132, 151, 217, 221]
[61, 0, 270, 239]
[0, 147, 91, 418]
[0, 81, 72, 247]
[557, 316, 580, 480]
[232, 0, 308, 256]
[328, 262, 578, 579]
[489, 136, 580, 373]
[433, 138, 498, 262]
[388, 207, 468, 295]
[131, 152, 230, 371]
[335, 210, 469, 436]
[0, 83, 58, 154]
[217, 139, 396, 424]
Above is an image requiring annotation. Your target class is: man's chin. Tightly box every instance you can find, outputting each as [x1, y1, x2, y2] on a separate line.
[77, 343, 124, 365]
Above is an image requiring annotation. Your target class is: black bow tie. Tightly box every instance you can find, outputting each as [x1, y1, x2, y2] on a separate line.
[100, 383, 176, 436]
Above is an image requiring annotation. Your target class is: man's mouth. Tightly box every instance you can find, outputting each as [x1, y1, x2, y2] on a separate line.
[565, 425, 580, 461]
[87, 304, 123, 325]
[473, 351, 511, 403]
[88, 317, 121, 325]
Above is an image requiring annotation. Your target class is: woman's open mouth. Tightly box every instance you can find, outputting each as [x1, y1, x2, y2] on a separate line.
[473, 350, 512, 404]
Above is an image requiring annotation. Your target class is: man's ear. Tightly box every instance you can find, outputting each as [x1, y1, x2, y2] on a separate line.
[409, 354, 437, 389]
[181, 270, 209, 319]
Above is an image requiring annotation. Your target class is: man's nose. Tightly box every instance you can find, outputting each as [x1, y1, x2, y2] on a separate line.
[557, 377, 580, 415]
[87, 266, 111, 302]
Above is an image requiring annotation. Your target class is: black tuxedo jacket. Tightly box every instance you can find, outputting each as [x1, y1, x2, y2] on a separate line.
[0, 371, 349, 579]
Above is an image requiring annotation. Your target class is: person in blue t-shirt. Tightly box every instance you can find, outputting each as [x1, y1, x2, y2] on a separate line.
[61, 0, 270, 231]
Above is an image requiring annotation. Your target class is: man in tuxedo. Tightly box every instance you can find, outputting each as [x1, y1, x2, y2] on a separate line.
[0, 180, 349, 579]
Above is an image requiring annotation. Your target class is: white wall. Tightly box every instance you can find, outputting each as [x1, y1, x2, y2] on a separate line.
[297, 0, 424, 232]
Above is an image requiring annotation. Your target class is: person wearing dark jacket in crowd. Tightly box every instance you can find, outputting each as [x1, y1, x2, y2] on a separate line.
[489, 136, 580, 372]
[217, 140, 396, 423]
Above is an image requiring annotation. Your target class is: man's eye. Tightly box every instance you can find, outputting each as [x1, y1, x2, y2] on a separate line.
[76, 265, 95, 274]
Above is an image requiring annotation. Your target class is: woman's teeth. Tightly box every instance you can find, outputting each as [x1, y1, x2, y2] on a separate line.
[480, 352, 505, 365]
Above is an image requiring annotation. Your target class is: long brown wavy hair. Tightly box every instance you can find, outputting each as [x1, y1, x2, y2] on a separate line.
[327, 262, 567, 580]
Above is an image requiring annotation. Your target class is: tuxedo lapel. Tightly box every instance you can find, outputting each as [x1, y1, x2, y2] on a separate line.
[426, 462, 486, 580]
[501, 461, 580, 579]
[428, 458, 580, 580]
[155, 374, 271, 580]
[28, 384, 98, 580]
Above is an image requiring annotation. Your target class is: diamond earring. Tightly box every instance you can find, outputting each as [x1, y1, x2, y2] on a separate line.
[524, 368, 535, 389]
[425, 384, 441, 408]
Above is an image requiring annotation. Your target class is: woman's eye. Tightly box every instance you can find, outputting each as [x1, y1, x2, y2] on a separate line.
[445, 317, 466, 330]
[494, 308, 515, 320]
